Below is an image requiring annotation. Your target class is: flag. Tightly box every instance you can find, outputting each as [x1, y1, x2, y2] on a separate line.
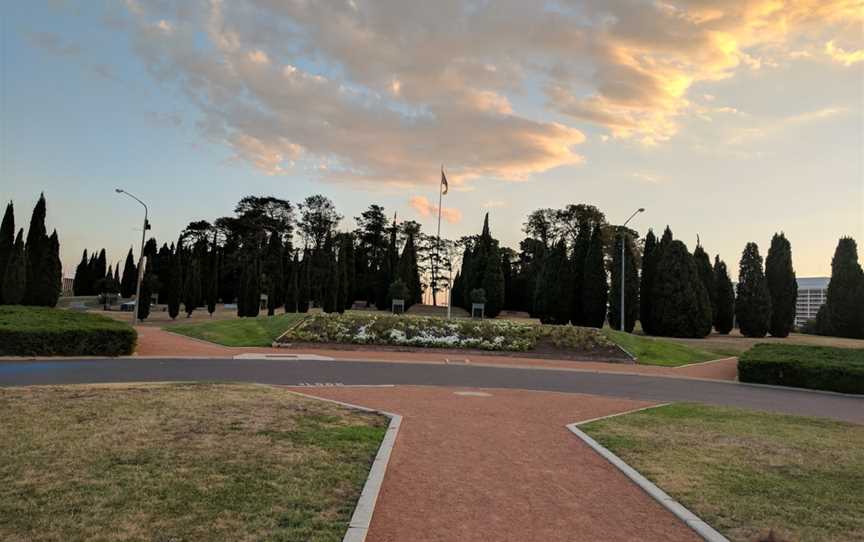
[441, 167, 449, 195]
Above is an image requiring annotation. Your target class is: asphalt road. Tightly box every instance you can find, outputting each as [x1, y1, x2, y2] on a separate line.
[1, 357, 862, 423]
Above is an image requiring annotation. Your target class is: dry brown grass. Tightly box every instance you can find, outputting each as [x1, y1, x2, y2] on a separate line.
[0, 383, 386, 541]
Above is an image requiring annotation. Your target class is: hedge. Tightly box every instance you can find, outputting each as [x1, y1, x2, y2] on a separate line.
[738, 344, 864, 394]
[0, 306, 137, 356]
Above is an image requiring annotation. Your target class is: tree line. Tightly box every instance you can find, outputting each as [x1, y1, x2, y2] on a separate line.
[0, 195, 62, 307]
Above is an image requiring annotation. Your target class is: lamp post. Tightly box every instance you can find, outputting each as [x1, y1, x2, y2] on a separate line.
[115, 189, 149, 325]
[620, 207, 645, 332]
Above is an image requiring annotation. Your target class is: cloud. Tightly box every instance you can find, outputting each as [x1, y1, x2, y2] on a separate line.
[27, 31, 81, 56]
[825, 41, 864, 66]
[409, 196, 463, 224]
[632, 172, 665, 184]
[727, 107, 848, 144]
[110, 0, 858, 183]
[482, 200, 508, 209]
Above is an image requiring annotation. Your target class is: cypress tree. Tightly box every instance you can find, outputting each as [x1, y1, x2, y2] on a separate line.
[692, 243, 715, 318]
[298, 249, 311, 313]
[322, 234, 339, 313]
[284, 251, 299, 312]
[238, 250, 261, 317]
[1, 230, 26, 305]
[137, 258, 154, 321]
[651, 240, 712, 338]
[73, 249, 88, 296]
[819, 237, 864, 338]
[120, 248, 137, 298]
[165, 244, 183, 320]
[113, 263, 120, 285]
[533, 240, 570, 324]
[397, 231, 422, 308]
[205, 241, 218, 317]
[340, 235, 356, 311]
[93, 249, 107, 295]
[44, 231, 62, 307]
[568, 224, 590, 325]
[451, 270, 463, 310]
[713, 256, 735, 334]
[608, 232, 639, 332]
[639, 229, 657, 334]
[264, 234, 284, 316]
[646, 226, 675, 333]
[581, 224, 608, 328]
[736, 242, 772, 338]
[182, 243, 202, 317]
[765, 233, 797, 337]
[0, 202, 14, 304]
[23, 194, 49, 305]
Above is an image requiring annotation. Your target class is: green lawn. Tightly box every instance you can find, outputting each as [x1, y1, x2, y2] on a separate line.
[0, 383, 386, 541]
[168, 313, 306, 346]
[582, 403, 864, 542]
[603, 328, 730, 366]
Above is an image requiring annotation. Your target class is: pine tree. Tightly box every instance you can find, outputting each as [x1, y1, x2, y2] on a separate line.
[650, 240, 712, 338]
[639, 229, 657, 334]
[765, 232, 797, 337]
[568, 224, 591, 325]
[692, 242, 715, 318]
[73, 250, 88, 296]
[0, 202, 14, 305]
[533, 240, 570, 324]
[1, 230, 26, 305]
[581, 224, 608, 328]
[736, 242, 772, 338]
[608, 232, 639, 332]
[713, 256, 735, 334]
[120, 248, 137, 298]
[819, 237, 864, 338]
[23, 194, 49, 305]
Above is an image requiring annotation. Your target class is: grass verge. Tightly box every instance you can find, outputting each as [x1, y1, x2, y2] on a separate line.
[0, 305, 136, 356]
[169, 313, 306, 346]
[739, 344, 864, 394]
[0, 383, 387, 541]
[581, 403, 864, 541]
[602, 328, 727, 366]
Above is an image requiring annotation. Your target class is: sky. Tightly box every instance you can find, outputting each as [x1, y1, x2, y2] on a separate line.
[1, 0, 862, 280]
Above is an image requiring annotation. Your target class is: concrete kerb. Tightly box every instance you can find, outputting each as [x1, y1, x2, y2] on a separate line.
[287, 390, 402, 542]
[568, 404, 729, 542]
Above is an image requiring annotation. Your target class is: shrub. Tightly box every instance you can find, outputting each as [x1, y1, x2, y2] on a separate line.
[0, 306, 137, 356]
[738, 344, 864, 394]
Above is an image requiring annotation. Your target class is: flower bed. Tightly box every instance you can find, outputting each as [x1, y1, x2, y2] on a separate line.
[278, 313, 618, 354]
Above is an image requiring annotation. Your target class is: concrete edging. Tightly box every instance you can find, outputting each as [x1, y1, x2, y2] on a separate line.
[287, 390, 402, 542]
[568, 407, 729, 542]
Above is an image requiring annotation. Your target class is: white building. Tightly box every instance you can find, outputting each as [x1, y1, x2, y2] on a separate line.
[795, 277, 829, 328]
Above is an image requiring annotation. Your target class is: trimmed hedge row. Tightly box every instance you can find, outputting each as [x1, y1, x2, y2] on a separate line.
[0, 306, 137, 356]
[738, 344, 864, 394]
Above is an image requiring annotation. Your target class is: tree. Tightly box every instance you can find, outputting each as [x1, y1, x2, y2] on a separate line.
[581, 224, 608, 328]
[298, 195, 341, 250]
[532, 240, 570, 324]
[120, 248, 137, 298]
[692, 242, 715, 318]
[136, 258, 154, 321]
[608, 232, 639, 332]
[819, 237, 864, 338]
[397, 231, 422, 307]
[650, 240, 712, 338]
[237, 250, 261, 317]
[735, 242, 772, 338]
[44, 231, 62, 307]
[285, 251, 299, 313]
[0, 202, 14, 304]
[1, 230, 26, 305]
[23, 194, 50, 305]
[765, 233, 797, 337]
[92, 249, 107, 295]
[322, 234, 339, 313]
[568, 224, 591, 325]
[639, 229, 657, 334]
[263, 234, 284, 316]
[205, 241, 219, 317]
[354, 205, 389, 306]
[713, 256, 735, 334]
[164, 244, 182, 320]
[73, 250, 89, 297]
[298, 249, 311, 313]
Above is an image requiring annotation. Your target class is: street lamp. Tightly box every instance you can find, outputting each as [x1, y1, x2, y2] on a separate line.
[620, 207, 645, 332]
[115, 189, 150, 325]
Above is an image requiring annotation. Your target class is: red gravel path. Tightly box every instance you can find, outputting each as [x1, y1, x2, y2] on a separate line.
[297, 386, 700, 542]
[134, 327, 738, 381]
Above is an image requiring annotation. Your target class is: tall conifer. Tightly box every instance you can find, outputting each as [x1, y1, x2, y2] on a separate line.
[713, 256, 735, 334]
[765, 232, 797, 337]
[581, 224, 608, 328]
[736, 242, 772, 338]
[0, 202, 14, 304]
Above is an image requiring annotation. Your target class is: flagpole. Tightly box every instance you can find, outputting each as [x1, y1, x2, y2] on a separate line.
[434, 164, 444, 307]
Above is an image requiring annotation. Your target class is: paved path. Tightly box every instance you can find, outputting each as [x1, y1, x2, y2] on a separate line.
[1, 358, 861, 423]
[297, 386, 699, 542]
[135, 326, 740, 381]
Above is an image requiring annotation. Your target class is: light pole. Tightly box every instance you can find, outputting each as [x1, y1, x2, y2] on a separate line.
[115, 189, 150, 325]
[620, 207, 645, 332]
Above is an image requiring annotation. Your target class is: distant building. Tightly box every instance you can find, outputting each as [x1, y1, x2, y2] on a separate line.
[62, 276, 74, 296]
[795, 277, 829, 328]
